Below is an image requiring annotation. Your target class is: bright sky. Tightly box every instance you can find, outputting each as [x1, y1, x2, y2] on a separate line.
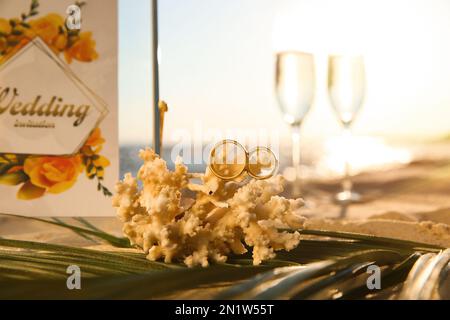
[119, 0, 450, 145]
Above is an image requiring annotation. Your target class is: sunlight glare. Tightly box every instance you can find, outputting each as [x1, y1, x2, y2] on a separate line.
[319, 136, 412, 177]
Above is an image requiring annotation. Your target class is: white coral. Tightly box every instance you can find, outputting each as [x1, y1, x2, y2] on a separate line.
[112, 148, 306, 267]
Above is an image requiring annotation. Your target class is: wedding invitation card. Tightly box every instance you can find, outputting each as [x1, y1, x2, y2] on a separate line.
[0, 0, 118, 216]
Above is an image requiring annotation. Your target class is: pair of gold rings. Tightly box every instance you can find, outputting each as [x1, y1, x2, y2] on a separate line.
[208, 140, 278, 180]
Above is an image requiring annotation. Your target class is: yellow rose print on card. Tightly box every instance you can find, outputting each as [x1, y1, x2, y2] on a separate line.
[0, 127, 111, 200]
[0, 1, 98, 65]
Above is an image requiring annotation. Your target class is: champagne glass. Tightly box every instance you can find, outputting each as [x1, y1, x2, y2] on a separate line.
[327, 55, 365, 204]
[275, 51, 315, 197]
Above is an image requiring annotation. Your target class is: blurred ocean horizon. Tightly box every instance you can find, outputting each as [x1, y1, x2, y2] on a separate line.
[120, 145, 207, 178]
[120, 135, 450, 180]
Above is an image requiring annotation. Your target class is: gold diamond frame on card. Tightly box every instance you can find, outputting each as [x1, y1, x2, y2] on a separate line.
[0, 36, 109, 155]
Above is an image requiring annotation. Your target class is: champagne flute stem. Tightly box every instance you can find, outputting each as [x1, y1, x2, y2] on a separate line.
[342, 127, 353, 193]
[291, 124, 301, 182]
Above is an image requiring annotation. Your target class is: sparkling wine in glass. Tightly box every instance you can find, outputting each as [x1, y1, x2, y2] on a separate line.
[275, 51, 315, 197]
[327, 55, 365, 204]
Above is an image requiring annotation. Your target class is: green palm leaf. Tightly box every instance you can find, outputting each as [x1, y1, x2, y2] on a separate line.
[0, 214, 447, 299]
[221, 249, 404, 300]
[399, 249, 450, 299]
[0, 238, 176, 280]
[299, 229, 444, 251]
[0, 264, 273, 299]
[336, 252, 421, 299]
[291, 261, 374, 300]
[0, 213, 130, 248]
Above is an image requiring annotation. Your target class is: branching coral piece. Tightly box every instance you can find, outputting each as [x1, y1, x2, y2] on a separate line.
[113, 148, 306, 267]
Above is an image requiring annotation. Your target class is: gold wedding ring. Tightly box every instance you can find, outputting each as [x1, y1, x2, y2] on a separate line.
[209, 140, 278, 180]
